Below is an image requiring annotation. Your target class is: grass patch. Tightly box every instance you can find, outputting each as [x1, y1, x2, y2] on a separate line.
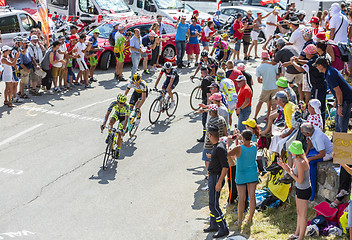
[220, 174, 348, 239]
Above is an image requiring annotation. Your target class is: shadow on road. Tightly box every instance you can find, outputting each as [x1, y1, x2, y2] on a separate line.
[186, 142, 203, 154]
[0, 104, 15, 118]
[191, 179, 208, 210]
[118, 137, 138, 160]
[184, 111, 201, 123]
[142, 116, 175, 134]
[89, 161, 118, 184]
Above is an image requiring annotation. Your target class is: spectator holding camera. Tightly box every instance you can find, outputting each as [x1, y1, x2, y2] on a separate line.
[232, 13, 248, 61]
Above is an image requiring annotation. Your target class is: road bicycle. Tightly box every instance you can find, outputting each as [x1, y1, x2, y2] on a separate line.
[148, 88, 179, 124]
[190, 76, 203, 111]
[126, 108, 140, 138]
[101, 126, 122, 170]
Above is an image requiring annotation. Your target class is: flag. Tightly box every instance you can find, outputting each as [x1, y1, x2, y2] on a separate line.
[0, 0, 6, 6]
[218, 0, 222, 10]
[35, 0, 50, 42]
[261, 0, 279, 6]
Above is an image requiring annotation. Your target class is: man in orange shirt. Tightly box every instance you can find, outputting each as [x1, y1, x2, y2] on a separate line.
[235, 75, 253, 132]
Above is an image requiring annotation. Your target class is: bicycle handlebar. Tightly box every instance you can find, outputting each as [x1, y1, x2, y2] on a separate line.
[190, 76, 202, 83]
[150, 88, 167, 94]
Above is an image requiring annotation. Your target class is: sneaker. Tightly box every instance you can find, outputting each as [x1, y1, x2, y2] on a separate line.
[90, 77, 97, 82]
[55, 87, 61, 92]
[156, 64, 162, 68]
[181, 63, 187, 67]
[195, 62, 199, 67]
[169, 100, 175, 109]
[187, 62, 191, 67]
[13, 97, 24, 103]
[177, 64, 182, 69]
[46, 90, 54, 95]
[150, 67, 157, 72]
[85, 84, 92, 89]
[119, 76, 128, 81]
[143, 70, 151, 75]
[201, 185, 209, 191]
[114, 73, 119, 80]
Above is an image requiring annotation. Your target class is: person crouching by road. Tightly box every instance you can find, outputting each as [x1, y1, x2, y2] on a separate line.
[203, 124, 229, 238]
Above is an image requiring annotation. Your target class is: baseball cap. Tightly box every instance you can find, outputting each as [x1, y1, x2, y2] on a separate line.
[274, 6, 280, 13]
[22, 38, 30, 43]
[58, 35, 65, 39]
[261, 50, 269, 59]
[181, 15, 187, 19]
[149, 30, 156, 37]
[93, 28, 100, 34]
[289, 140, 304, 155]
[193, 9, 199, 15]
[14, 36, 23, 42]
[209, 93, 222, 101]
[1, 45, 12, 52]
[276, 38, 286, 47]
[237, 63, 245, 71]
[303, 44, 317, 55]
[247, 10, 253, 14]
[208, 82, 220, 89]
[316, 32, 327, 41]
[70, 34, 78, 40]
[242, 118, 257, 128]
[273, 91, 288, 100]
[276, 77, 288, 88]
[208, 104, 218, 112]
[113, 22, 119, 27]
[216, 69, 225, 77]
[118, 24, 125, 30]
[31, 35, 39, 40]
[235, 75, 246, 82]
[309, 99, 321, 114]
[220, 136, 228, 145]
[301, 27, 313, 35]
[309, 16, 319, 24]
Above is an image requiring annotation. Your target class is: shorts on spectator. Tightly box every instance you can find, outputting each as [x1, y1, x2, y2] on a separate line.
[186, 43, 200, 55]
[234, 40, 241, 51]
[296, 187, 312, 200]
[89, 56, 98, 66]
[51, 66, 62, 78]
[228, 101, 236, 114]
[20, 69, 30, 84]
[201, 41, 209, 47]
[77, 60, 88, 71]
[202, 148, 212, 162]
[115, 52, 125, 63]
[302, 75, 312, 92]
[30, 69, 41, 83]
[67, 67, 74, 76]
[251, 31, 259, 41]
[259, 89, 278, 102]
[285, 73, 303, 85]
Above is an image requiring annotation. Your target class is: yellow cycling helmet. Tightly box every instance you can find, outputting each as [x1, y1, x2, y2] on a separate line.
[132, 73, 141, 83]
[222, 33, 228, 38]
[117, 93, 127, 103]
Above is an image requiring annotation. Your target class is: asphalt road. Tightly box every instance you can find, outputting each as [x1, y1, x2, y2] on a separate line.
[0, 57, 266, 240]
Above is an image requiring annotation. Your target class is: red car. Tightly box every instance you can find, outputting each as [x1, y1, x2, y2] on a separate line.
[88, 16, 177, 70]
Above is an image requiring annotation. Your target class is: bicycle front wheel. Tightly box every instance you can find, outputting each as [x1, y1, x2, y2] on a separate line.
[149, 99, 162, 124]
[103, 139, 113, 170]
[166, 92, 179, 117]
[129, 118, 139, 138]
[190, 86, 202, 111]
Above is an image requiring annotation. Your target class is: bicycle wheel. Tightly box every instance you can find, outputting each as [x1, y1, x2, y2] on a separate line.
[166, 92, 179, 117]
[190, 86, 202, 111]
[129, 118, 139, 138]
[149, 99, 162, 124]
[103, 138, 112, 170]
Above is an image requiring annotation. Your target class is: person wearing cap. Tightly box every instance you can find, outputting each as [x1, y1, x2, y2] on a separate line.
[299, 28, 315, 61]
[269, 37, 304, 102]
[2, 45, 20, 107]
[28, 34, 44, 95]
[156, 14, 165, 35]
[87, 29, 100, 83]
[192, 9, 200, 23]
[242, 118, 260, 142]
[228, 129, 258, 227]
[235, 74, 252, 132]
[248, 12, 263, 59]
[201, 20, 216, 52]
[217, 69, 237, 126]
[67, 34, 79, 86]
[315, 40, 344, 73]
[314, 56, 352, 132]
[276, 76, 297, 104]
[242, 10, 254, 60]
[201, 104, 228, 190]
[130, 29, 143, 77]
[286, 17, 305, 53]
[291, 44, 327, 126]
[225, 61, 241, 93]
[10, 36, 23, 103]
[264, 8, 279, 41]
[186, 16, 202, 68]
[236, 62, 252, 91]
[18, 38, 32, 99]
[309, 17, 323, 41]
[232, 13, 248, 61]
[141, 30, 157, 74]
[175, 15, 190, 68]
[210, 36, 229, 64]
[113, 24, 128, 80]
[278, 140, 311, 240]
[329, 3, 349, 43]
[209, 92, 230, 130]
[196, 67, 215, 142]
[203, 124, 229, 238]
[74, 34, 91, 88]
[51, 35, 67, 92]
[207, 82, 229, 109]
[70, 25, 78, 36]
[254, 50, 279, 120]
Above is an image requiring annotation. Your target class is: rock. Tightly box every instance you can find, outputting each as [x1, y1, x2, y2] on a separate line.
[315, 160, 340, 203]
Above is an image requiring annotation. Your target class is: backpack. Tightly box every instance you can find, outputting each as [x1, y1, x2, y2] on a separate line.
[109, 30, 117, 47]
[327, 41, 352, 62]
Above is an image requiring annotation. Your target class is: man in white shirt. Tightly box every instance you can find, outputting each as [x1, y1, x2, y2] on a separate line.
[287, 17, 305, 52]
[27, 35, 44, 95]
[74, 34, 91, 88]
[51, 36, 67, 92]
[329, 3, 349, 43]
[264, 7, 279, 40]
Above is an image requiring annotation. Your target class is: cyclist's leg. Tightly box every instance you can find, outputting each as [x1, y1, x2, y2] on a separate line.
[117, 118, 125, 149]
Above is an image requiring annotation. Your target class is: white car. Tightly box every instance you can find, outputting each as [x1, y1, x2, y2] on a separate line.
[216, 6, 271, 24]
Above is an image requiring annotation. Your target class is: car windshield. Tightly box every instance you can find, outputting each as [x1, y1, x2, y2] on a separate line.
[95, 0, 130, 13]
[242, 0, 286, 8]
[154, 0, 183, 9]
[88, 23, 113, 39]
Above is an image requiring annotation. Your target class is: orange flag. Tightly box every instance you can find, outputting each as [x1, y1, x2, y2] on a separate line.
[0, 0, 7, 6]
[35, 0, 50, 42]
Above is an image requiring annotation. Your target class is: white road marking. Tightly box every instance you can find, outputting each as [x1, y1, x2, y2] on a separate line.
[71, 98, 115, 112]
[0, 231, 35, 238]
[0, 168, 23, 175]
[0, 124, 43, 148]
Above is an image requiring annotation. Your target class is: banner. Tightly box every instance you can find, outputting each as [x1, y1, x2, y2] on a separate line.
[35, 0, 50, 42]
[0, 0, 6, 6]
[261, 0, 279, 6]
[333, 132, 352, 165]
[267, 153, 290, 202]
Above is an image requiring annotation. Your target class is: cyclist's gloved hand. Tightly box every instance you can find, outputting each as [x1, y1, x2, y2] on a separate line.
[100, 124, 105, 132]
[190, 75, 195, 80]
[153, 87, 158, 91]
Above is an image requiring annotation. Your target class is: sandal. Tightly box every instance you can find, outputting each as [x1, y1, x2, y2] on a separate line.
[288, 234, 298, 239]
[7, 103, 15, 107]
[234, 220, 242, 226]
[20, 94, 29, 99]
[4, 100, 9, 105]
[336, 189, 349, 198]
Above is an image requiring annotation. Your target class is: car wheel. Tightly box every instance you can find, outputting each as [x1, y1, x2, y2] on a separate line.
[99, 51, 112, 70]
[161, 45, 175, 63]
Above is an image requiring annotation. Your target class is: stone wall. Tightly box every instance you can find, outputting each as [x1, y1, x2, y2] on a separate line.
[315, 160, 340, 203]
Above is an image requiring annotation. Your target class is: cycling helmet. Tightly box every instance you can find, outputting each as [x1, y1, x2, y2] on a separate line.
[201, 50, 208, 57]
[117, 93, 127, 103]
[132, 73, 141, 82]
[164, 62, 172, 70]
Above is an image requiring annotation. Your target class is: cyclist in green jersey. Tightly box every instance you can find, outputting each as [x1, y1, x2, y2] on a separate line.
[101, 93, 130, 158]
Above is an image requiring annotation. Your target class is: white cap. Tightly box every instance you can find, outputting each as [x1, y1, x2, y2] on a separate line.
[31, 35, 39, 40]
[149, 30, 156, 37]
[118, 24, 125, 30]
[2, 45, 12, 51]
[309, 99, 321, 114]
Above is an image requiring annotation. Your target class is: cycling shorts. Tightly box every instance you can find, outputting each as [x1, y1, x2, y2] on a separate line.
[89, 56, 97, 66]
[162, 76, 179, 90]
[112, 114, 126, 127]
[115, 52, 125, 63]
[130, 90, 148, 106]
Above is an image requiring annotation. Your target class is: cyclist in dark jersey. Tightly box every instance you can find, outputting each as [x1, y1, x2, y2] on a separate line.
[192, 50, 218, 78]
[100, 93, 130, 158]
[154, 62, 179, 109]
